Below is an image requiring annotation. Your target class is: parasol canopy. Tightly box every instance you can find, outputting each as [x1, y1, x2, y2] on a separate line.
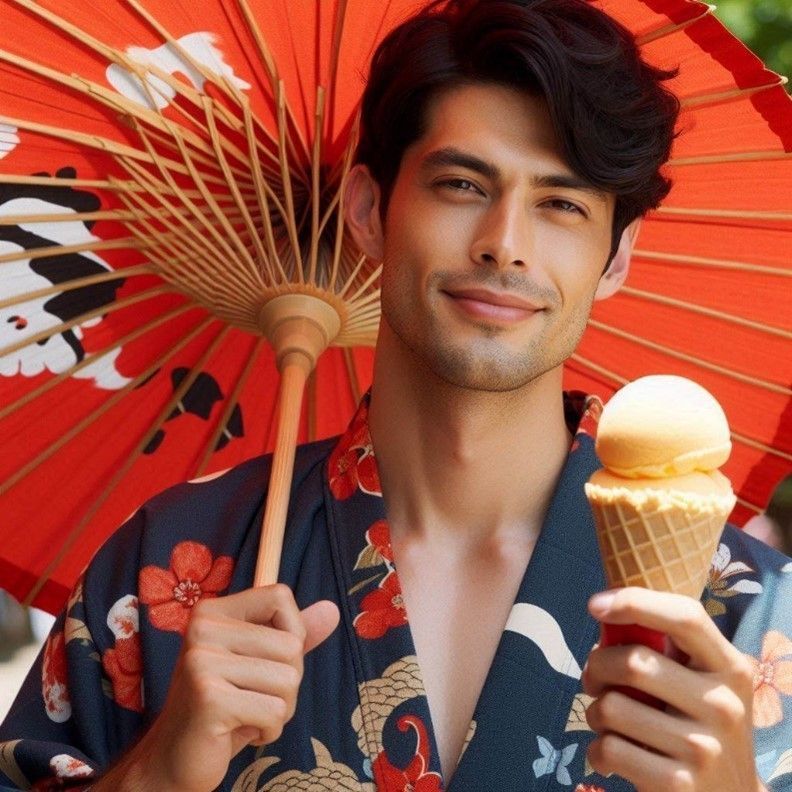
[0, 0, 790, 614]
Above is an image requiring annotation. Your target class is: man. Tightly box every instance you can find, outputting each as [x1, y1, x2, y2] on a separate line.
[2, 1, 790, 790]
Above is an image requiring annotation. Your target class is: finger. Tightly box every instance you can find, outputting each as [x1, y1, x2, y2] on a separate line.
[222, 687, 292, 746]
[588, 730, 688, 790]
[588, 588, 737, 671]
[585, 642, 744, 719]
[258, 584, 307, 643]
[195, 584, 306, 644]
[186, 615, 306, 665]
[197, 650, 301, 711]
[586, 689, 711, 762]
[301, 601, 340, 653]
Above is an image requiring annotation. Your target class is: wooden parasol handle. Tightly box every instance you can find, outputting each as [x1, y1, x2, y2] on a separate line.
[254, 295, 340, 587]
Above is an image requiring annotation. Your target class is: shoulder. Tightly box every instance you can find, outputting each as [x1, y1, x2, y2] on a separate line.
[141, 435, 338, 522]
[84, 436, 340, 596]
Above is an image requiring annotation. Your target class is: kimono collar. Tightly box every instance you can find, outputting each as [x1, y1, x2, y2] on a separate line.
[323, 391, 609, 790]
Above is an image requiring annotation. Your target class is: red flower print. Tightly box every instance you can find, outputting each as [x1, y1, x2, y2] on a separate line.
[373, 715, 443, 791]
[367, 519, 394, 563]
[571, 395, 602, 453]
[354, 520, 395, 573]
[139, 541, 234, 635]
[42, 630, 71, 723]
[574, 785, 605, 792]
[748, 630, 792, 728]
[578, 395, 602, 435]
[354, 570, 408, 639]
[102, 632, 143, 712]
[328, 399, 381, 499]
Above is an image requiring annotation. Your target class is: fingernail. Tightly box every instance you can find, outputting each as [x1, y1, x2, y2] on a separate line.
[589, 591, 616, 615]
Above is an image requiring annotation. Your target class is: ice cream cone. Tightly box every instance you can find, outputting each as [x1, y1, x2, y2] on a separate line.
[586, 487, 734, 600]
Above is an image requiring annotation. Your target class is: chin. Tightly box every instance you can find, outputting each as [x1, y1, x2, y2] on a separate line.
[422, 342, 562, 393]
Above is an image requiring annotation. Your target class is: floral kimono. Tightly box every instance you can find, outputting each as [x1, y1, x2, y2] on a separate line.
[2, 393, 792, 791]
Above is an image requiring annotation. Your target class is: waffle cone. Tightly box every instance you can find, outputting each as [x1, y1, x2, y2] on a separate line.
[587, 495, 731, 599]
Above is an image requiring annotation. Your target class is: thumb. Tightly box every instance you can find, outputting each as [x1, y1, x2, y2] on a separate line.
[300, 600, 340, 653]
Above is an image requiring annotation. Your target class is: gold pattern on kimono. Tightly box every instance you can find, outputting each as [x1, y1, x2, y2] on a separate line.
[565, 693, 595, 733]
[459, 719, 477, 762]
[232, 740, 374, 792]
[0, 741, 28, 789]
[351, 656, 425, 760]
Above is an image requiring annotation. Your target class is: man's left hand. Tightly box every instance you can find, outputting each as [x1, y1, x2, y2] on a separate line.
[582, 587, 766, 792]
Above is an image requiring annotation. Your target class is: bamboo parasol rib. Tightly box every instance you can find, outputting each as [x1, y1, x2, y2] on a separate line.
[0, 0, 381, 593]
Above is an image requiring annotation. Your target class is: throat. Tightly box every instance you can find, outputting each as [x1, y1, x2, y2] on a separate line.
[391, 534, 535, 782]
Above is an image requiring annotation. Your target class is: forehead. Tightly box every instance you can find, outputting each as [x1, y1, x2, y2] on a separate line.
[407, 82, 569, 176]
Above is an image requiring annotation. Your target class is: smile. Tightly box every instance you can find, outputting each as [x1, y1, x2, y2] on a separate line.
[442, 288, 543, 323]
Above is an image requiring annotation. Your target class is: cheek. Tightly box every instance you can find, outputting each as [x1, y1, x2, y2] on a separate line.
[539, 231, 610, 300]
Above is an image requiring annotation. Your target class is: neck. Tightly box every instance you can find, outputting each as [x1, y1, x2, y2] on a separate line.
[368, 324, 572, 550]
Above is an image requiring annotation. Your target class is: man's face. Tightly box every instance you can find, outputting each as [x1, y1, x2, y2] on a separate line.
[377, 82, 618, 392]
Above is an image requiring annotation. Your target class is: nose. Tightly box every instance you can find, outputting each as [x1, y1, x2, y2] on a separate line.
[469, 196, 531, 269]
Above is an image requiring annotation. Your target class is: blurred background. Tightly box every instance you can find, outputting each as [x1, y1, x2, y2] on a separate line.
[1, 0, 791, 721]
[715, 0, 792, 83]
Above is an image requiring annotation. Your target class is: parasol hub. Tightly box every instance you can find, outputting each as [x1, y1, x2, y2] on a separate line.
[258, 294, 341, 374]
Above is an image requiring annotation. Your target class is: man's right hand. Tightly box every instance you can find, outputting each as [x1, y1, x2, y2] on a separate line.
[96, 584, 340, 792]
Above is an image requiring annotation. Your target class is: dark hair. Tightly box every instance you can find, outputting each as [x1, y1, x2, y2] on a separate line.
[356, 0, 680, 262]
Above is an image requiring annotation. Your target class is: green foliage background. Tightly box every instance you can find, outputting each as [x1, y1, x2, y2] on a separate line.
[713, 0, 792, 84]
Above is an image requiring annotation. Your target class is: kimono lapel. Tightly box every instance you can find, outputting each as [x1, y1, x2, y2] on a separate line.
[324, 392, 608, 791]
[448, 396, 608, 790]
[324, 394, 445, 788]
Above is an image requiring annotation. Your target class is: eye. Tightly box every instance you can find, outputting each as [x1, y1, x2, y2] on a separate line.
[437, 178, 483, 195]
[545, 198, 585, 216]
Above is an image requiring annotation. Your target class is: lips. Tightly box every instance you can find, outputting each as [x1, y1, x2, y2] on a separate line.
[442, 288, 543, 322]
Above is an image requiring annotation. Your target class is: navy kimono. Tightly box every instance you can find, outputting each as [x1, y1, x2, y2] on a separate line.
[2, 393, 792, 791]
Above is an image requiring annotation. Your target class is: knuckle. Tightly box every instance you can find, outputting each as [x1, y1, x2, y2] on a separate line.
[588, 733, 619, 774]
[186, 612, 212, 644]
[280, 631, 304, 665]
[685, 732, 721, 770]
[707, 687, 746, 728]
[596, 691, 620, 727]
[584, 699, 600, 731]
[268, 695, 290, 725]
[191, 672, 219, 708]
[258, 721, 284, 746]
[678, 600, 704, 632]
[281, 662, 303, 693]
[730, 655, 755, 691]
[668, 768, 695, 792]
[623, 647, 653, 684]
[586, 739, 607, 775]
[181, 645, 207, 674]
[268, 583, 295, 607]
[190, 598, 213, 622]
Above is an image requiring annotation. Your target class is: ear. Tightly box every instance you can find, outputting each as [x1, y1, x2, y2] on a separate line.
[344, 164, 384, 261]
[594, 218, 641, 301]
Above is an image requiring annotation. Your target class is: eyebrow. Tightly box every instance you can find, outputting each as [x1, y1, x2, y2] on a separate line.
[420, 146, 609, 201]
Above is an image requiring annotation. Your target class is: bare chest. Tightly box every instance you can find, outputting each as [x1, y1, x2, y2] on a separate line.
[394, 546, 532, 782]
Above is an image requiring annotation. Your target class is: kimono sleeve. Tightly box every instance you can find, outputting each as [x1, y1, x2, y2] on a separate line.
[0, 509, 149, 791]
[718, 529, 792, 792]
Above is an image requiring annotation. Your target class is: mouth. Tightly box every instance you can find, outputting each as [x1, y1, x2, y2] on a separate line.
[442, 288, 544, 323]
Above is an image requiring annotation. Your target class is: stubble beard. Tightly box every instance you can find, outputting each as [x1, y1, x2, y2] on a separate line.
[382, 269, 596, 393]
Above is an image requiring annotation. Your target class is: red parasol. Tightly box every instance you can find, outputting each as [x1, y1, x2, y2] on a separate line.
[0, 0, 789, 614]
